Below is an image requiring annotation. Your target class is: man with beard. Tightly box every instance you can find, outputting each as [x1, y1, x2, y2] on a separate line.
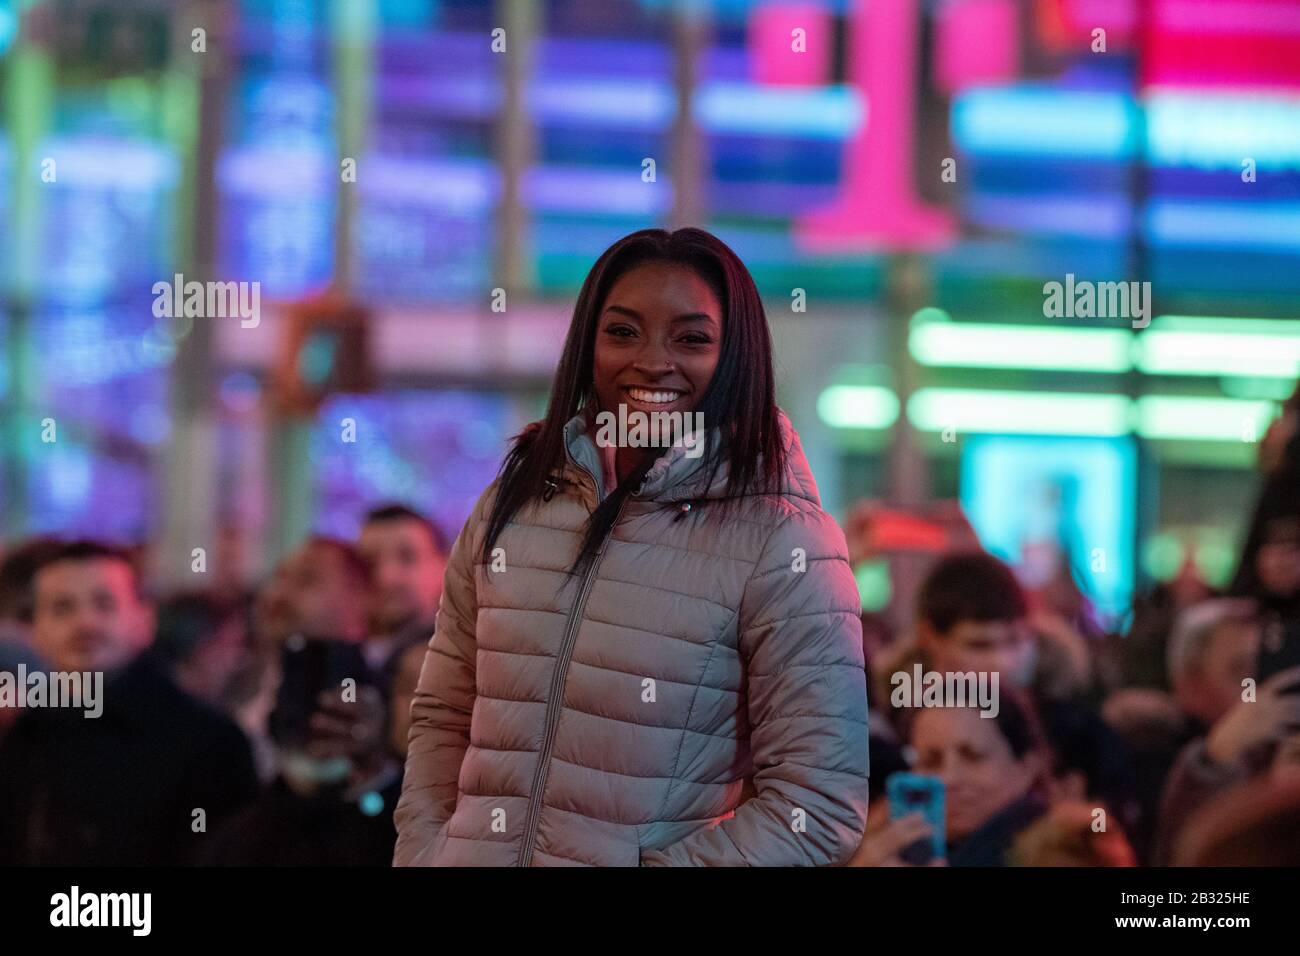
[356, 505, 448, 697]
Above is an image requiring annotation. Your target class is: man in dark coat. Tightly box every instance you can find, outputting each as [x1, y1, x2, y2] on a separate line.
[0, 541, 257, 865]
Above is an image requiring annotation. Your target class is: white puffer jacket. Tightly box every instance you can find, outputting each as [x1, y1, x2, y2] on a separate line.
[394, 408, 869, 866]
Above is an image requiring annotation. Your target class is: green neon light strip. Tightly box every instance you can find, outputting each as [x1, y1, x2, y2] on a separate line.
[816, 385, 900, 429]
[909, 312, 1132, 373]
[907, 388, 1133, 436]
[909, 311, 1300, 379]
[818, 385, 1281, 443]
[1135, 396, 1277, 442]
[1135, 317, 1300, 378]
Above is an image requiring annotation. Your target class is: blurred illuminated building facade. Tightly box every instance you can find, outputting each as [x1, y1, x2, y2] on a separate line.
[1, 0, 1297, 627]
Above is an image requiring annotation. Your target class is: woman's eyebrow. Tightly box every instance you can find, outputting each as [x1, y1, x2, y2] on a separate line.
[602, 305, 642, 319]
[603, 306, 716, 324]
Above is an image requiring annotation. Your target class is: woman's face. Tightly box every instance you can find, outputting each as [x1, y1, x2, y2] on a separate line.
[1256, 527, 1300, 599]
[591, 261, 723, 422]
[911, 707, 1040, 842]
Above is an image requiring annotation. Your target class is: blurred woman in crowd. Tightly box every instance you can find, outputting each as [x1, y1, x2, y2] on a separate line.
[1232, 384, 1300, 620]
[394, 227, 868, 866]
[849, 693, 1051, 867]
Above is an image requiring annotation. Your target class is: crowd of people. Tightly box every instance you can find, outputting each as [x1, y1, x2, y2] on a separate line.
[850, 385, 1300, 867]
[0, 388, 1298, 867]
[0, 506, 446, 865]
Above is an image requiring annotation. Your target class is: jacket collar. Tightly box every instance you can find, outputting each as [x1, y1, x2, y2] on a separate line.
[560, 405, 821, 506]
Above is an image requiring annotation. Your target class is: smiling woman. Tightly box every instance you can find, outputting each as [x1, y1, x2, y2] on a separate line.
[393, 227, 870, 867]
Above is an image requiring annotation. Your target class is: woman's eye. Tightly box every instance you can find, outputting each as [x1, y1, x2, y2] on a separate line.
[679, 334, 712, 346]
[605, 325, 635, 338]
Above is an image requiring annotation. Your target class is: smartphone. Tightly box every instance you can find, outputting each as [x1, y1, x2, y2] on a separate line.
[887, 772, 945, 865]
[269, 636, 374, 748]
[1258, 615, 1300, 689]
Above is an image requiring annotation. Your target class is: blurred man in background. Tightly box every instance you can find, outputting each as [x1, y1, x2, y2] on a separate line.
[357, 504, 447, 683]
[1153, 598, 1299, 862]
[356, 505, 449, 777]
[0, 541, 257, 864]
[1167, 599, 1261, 735]
[909, 552, 1040, 686]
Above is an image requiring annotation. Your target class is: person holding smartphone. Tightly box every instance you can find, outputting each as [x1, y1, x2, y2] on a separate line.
[848, 692, 1050, 867]
[393, 227, 869, 867]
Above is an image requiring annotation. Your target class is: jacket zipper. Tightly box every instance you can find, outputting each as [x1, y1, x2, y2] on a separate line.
[517, 474, 633, 866]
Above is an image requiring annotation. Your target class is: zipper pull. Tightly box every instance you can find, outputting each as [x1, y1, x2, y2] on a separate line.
[542, 478, 558, 502]
[673, 501, 693, 522]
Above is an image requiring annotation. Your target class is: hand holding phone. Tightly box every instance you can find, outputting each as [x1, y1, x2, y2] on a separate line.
[886, 772, 946, 865]
[1257, 616, 1300, 686]
[1206, 664, 1300, 764]
[270, 636, 374, 749]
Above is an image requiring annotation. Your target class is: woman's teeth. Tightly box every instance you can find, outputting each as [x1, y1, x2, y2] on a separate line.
[627, 389, 682, 405]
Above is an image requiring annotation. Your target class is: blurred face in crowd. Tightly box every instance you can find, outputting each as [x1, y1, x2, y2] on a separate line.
[359, 518, 446, 637]
[255, 541, 367, 644]
[592, 261, 723, 424]
[1256, 519, 1300, 599]
[920, 617, 1037, 689]
[911, 707, 1042, 842]
[1175, 617, 1259, 726]
[388, 641, 428, 756]
[31, 558, 154, 673]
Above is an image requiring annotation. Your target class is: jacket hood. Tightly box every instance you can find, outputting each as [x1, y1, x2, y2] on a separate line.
[560, 405, 821, 507]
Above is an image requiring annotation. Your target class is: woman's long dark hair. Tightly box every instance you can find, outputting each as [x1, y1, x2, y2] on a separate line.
[481, 227, 787, 575]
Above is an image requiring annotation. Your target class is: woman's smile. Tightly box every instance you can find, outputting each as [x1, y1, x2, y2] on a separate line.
[620, 385, 691, 414]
